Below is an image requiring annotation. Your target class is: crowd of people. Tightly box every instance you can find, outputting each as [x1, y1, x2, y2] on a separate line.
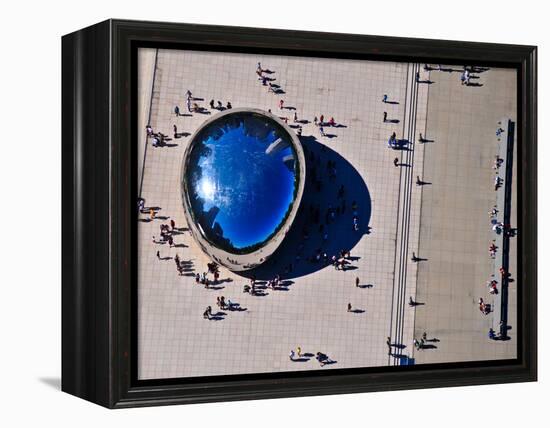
[478, 124, 516, 336]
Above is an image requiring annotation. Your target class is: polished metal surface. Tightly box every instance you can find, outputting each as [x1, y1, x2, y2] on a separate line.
[181, 108, 306, 271]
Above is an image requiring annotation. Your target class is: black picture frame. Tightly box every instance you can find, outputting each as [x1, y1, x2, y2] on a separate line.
[61, 19, 537, 408]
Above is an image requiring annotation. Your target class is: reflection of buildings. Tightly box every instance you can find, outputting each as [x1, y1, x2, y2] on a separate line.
[201, 206, 220, 229]
[266, 137, 289, 155]
[282, 153, 295, 171]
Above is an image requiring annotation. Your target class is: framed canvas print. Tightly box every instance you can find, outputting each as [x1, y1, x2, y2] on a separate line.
[61, 19, 537, 408]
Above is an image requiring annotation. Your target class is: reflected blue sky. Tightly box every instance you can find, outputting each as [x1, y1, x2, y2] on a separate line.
[185, 113, 298, 253]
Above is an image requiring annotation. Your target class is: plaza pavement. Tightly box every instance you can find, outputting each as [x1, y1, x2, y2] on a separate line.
[136, 48, 516, 379]
[411, 67, 517, 363]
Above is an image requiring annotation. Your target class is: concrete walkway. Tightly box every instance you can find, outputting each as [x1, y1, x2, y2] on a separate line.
[412, 66, 517, 363]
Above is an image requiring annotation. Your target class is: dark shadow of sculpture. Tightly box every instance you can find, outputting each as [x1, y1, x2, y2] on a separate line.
[242, 135, 371, 281]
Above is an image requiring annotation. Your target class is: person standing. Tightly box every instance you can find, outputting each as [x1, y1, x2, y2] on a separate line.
[393, 157, 399, 167]
[279, 99, 284, 110]
[383, 111, 387, 122]
[382, 94, 388, 103]
[355, 277, 360, 288]
[156, 250, 160, 260]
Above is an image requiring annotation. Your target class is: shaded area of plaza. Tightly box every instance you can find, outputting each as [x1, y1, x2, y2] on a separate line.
[242, 135, 371, 280]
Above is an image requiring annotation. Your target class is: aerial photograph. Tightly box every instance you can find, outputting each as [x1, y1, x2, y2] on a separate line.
[136, 48, 518, 380]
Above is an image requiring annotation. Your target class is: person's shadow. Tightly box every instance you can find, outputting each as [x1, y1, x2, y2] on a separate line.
[241, 135, 371, 280]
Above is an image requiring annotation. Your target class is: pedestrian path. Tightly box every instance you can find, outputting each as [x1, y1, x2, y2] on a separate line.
[388, 63, 429, 365]
[412, 66, 517, 364]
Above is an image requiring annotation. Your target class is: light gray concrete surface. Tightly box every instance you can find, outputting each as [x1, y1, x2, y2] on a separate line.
[411, 67, 517, 363]
[136, 49, 517, 379]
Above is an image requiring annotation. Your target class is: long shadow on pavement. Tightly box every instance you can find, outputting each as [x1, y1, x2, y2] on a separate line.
[241, 135, 371, 281]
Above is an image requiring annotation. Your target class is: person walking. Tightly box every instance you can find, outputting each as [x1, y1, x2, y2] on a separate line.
[279, 99, 284, 110]
[382, 94, 388, 103]
[174, 105, 180, 117]
[383, 111, 387, 122]
[389, 131, 397, 147]
[355, 276, 360, 288]
[393, 157, 399, 167]
[347, 303, 352, 312]
[156, 250, 160, 260]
